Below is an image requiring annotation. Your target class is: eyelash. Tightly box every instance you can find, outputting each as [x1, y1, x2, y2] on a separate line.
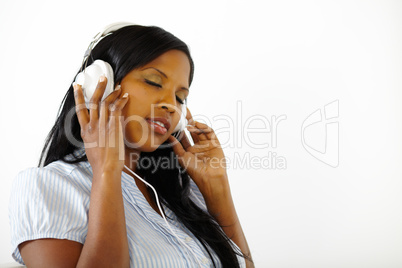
[145, 79, 185, 105]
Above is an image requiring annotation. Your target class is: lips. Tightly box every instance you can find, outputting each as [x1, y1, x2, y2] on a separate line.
[146, 117, 171, 135]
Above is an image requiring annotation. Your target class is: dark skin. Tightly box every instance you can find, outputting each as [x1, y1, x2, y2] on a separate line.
[19, 50, 254, 267]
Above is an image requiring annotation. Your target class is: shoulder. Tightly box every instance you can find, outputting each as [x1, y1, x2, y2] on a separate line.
[10, 158, 94, 218]
[9, 156, 93, 264]
[10, 155, 94, 214]
[12, 158, 93, 194]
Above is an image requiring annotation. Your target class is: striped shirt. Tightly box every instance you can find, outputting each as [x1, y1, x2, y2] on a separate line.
[9, 151, 245, 267]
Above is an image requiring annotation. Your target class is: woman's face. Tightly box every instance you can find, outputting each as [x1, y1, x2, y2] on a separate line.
[120, 49, 190, 152]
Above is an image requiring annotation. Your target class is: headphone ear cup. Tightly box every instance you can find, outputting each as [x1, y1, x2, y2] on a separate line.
[75, 60, 115, 108]
[173, 103, 188, 133]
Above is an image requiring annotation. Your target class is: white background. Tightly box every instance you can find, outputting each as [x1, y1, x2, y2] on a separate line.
[0, 0, 401, 267]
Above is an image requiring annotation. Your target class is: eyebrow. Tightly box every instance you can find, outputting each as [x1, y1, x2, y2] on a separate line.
[141, 67, 168, 78]
[141, 67, 189, 91]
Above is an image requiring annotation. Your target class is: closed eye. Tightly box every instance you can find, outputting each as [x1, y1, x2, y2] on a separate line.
[145, 79, 185, 105]
[145, 79, 161, 88]
[176, 96, 184, 105]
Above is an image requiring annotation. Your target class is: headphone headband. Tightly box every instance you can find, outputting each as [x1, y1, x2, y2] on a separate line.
[82, 22, 136, 71]
[92, 22, 135, 43]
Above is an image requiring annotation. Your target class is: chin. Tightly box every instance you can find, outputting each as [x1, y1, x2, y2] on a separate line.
[124, 134, 172, 153]
[138, 145, 160, 153]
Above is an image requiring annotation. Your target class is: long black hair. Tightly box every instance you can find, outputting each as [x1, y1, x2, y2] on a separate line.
[39, 25, 248, 267]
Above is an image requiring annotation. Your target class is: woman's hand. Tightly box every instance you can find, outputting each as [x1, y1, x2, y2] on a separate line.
[168, 108, 229, 203]
[73, 76, 129, 173]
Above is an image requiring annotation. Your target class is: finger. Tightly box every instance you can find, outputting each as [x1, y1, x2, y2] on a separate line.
[168, 135, 210, 175]
[104, 85, 123, 114]
[168, 135, 186, 157]
[179, 132, 192, 150]
[109, 91, 129, 116]
[187, 121, 210, 141]
[168, 135, 193, 172]
[187, 122, 219, 148]
[186, 107, 195, 126]
[186, 125, 200, 143]
[184, 107, 206, 143]
[89, 75, 107, 123]
[108, 92, 129, 148]
[186, 123, 213, 133]
[104, 85, 122, 103]
[73, 83, 89, 126]
[194, 121, 218, 140]
[99, 85, 121, 131]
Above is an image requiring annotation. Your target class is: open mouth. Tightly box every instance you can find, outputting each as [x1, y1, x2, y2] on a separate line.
[146, 118, 170, 135]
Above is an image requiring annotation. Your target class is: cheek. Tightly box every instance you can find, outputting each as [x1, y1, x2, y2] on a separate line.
[123, 120, 149, 145]
[120, 93, 148, 141]
[173, 107, 183, 125]
[121, 86, 152, 118]
[121, 79, 153, 108]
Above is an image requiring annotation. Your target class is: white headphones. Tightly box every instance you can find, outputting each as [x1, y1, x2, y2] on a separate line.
[74, 22, 187, 133]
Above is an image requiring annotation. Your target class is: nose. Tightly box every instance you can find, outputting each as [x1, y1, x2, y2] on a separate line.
[159, 104, 176, 113]
[157, 91, 178, 114]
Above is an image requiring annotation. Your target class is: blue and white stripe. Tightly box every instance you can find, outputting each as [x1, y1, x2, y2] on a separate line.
[9, 151, 245, 267]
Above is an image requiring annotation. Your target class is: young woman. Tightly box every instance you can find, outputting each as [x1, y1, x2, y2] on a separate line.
[9, 23, 253, 268]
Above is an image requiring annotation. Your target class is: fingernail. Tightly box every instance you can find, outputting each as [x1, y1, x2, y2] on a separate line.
[73, 82, 79, 91]
[122, 93, 128, 98]
[115, 85, 121, 90]
[99, 75, 106, 82]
